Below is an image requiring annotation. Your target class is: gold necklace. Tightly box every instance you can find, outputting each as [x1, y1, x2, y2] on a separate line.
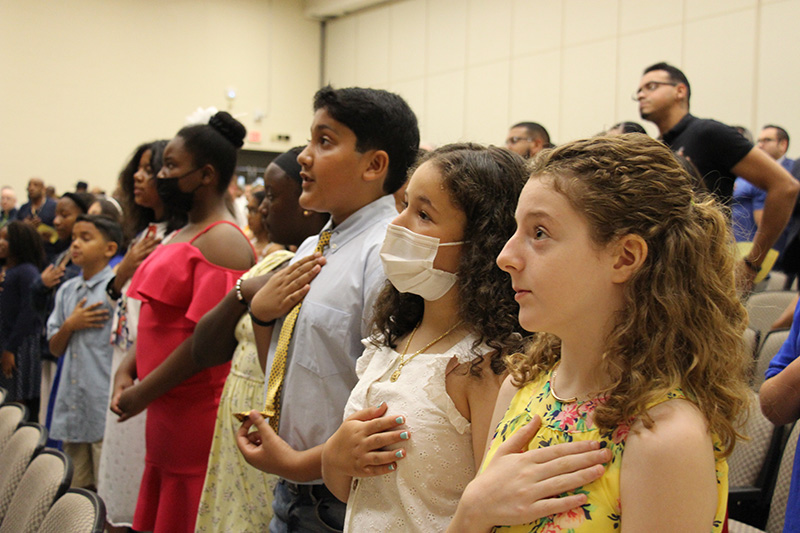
[390, 321, 462, 382]
[550, 366, 578, 403]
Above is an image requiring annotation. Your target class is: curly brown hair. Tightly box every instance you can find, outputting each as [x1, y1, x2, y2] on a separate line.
[506, 134, 750, 456]
[371, 143, 529, 375]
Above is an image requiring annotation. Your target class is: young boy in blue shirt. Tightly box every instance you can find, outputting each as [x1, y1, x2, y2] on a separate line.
[47, 214, 121, 489]
[237, 86, 420, 532]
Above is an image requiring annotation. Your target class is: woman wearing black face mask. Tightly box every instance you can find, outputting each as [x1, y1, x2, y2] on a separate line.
[109, 111, 256, 533]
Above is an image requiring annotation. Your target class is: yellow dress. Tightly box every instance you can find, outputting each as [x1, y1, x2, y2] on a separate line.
[195, 250, 293, 533]
[483, 368, 728, 533]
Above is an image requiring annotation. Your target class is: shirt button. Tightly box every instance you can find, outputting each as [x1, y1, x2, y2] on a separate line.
[331, 243, 337, 250]
[71, 379, 77, 385]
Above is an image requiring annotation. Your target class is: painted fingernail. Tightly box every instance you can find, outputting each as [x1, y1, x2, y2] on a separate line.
[375, 401, 386, 409]
[388, 464, 395, 471]
[395, 450, 404, 458]
[395, 416, 404, 424]
[400, 431, 409, 440]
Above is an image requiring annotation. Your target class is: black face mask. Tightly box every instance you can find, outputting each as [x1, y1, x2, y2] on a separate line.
[156, 168, 201, 213]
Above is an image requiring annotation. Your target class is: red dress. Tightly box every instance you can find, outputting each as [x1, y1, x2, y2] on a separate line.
[127, 222, 252, 533]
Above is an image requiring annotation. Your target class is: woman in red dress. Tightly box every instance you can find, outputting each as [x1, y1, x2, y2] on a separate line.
[110, 111, 256, 533]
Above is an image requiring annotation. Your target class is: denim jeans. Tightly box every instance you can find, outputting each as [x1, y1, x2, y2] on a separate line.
[269, 479, 346, 533]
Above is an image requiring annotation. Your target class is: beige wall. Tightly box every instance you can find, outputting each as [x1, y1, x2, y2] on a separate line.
[0, 0, 320, 203]
[323, 0, 800, 154]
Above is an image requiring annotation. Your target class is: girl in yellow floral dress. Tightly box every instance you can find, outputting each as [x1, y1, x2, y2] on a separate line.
[449, 135, 751, 532]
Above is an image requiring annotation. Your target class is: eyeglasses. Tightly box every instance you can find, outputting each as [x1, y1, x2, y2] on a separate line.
[505, 136, 533, 146]
[631, 81, 678, 101]
[757, 137, 778, 144]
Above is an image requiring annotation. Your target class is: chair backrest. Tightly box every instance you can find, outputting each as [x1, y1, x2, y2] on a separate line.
[744, 327, 760, 360]
[0, 449, 72, 533]
[0, 423, 47, 523]
[754, 329, 791, 391]
[0, 403, 28, 452]
[746, 291, 798, 341]
[765, 422, 799, 532]
[729, 392, 776, 488]
[37, 488, 106, 533]
[0, 386, 6, 405]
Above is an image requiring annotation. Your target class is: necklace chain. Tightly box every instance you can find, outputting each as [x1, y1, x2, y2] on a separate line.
[550, 366, 578, 404]
[390, 321, 462, 383]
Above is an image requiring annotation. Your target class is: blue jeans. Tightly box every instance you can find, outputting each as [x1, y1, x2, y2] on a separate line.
[269, 479, 346, 533]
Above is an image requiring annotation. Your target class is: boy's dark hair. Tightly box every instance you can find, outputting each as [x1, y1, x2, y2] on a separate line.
[75, 214, 123, 252]
[643, 62, 691, 103]
[177, 111, 246, 192]
[6, 221, 45, 270]
[313, 86, 420, 194]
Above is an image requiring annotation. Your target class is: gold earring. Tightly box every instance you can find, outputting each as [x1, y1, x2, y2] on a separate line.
[303, 210, 311, 216]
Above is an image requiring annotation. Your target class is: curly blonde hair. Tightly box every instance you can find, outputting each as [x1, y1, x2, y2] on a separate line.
[506, 134, 750, 456]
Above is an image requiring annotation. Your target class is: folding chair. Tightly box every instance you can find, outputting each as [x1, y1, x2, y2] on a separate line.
[0, 423, 47, 523]
[38, 488, 106, 533]
[0, 449, 72, 533]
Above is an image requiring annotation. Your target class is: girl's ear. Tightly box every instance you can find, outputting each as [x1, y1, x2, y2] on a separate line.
[610, 234, 647, 284]
[362, 150, 390, 184]
[200, 163, 217, 185]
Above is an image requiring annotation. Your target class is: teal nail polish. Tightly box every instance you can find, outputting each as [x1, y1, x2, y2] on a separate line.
[400, 431, 409, 440]
[375, 401, 386, 409]
[395, 416, 404, 424]
[388, 464, 395, 471]
[395, 450, 404, 458]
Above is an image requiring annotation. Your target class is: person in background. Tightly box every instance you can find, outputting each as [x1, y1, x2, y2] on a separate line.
[505, 122, 552, 159]
[0, 222, 46, 417]
[16, 177, 59, 260]
[246, 187, 284, 260]
[636, 62, 799, 291]
[0, 187, 18, 227]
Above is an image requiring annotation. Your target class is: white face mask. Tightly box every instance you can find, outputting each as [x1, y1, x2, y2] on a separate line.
[380, 223, 464, 301]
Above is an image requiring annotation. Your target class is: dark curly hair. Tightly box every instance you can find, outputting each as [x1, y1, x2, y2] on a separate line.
[371, 143, 528, 376]
[118, 141, 185, 242]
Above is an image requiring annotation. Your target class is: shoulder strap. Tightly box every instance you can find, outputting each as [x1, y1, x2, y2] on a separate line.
[189, 220, 256, 260]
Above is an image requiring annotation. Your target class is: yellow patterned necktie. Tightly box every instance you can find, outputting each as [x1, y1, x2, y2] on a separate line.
[262, 229, 332, 432]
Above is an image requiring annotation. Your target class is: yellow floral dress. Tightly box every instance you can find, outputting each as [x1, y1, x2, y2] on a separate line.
[195, 250, 293, 533]
[483, 368, 728, 533]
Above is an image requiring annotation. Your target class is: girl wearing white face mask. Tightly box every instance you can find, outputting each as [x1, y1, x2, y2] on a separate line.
[321, 144, 611, 533]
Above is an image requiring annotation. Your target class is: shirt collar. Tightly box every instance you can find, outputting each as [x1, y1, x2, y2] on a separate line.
[324, 195, 396, 251]
[81, 265, 114, 289]
[661, 113, 696, 144]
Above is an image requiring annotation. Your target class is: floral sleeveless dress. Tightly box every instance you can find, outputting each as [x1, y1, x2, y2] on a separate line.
[483, 368, 728, 532]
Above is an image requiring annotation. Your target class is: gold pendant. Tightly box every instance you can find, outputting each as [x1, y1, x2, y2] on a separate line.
[390, 369, 401, 382]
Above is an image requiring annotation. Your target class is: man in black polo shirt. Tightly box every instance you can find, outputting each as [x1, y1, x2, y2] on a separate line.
[636, 62, 799, 289]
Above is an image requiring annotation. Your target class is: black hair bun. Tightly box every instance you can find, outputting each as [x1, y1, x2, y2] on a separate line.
[209, 111, 246, 149]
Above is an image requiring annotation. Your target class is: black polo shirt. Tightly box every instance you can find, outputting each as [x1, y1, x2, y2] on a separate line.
[661, 113, 753, 203]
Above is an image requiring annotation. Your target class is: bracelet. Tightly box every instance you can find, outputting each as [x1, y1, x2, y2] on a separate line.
[235, 276, 248, 306]
[248, 303, 276, 327]
[106, 276, 122, 300]
[743, 257, 759, 273]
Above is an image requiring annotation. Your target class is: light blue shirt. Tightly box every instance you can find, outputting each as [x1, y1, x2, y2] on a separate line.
[47, 266, 115, 442]
[264, 195, 395, 482]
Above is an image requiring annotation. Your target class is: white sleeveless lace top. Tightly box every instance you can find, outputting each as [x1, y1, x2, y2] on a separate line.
[342, 333, 486, 533]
